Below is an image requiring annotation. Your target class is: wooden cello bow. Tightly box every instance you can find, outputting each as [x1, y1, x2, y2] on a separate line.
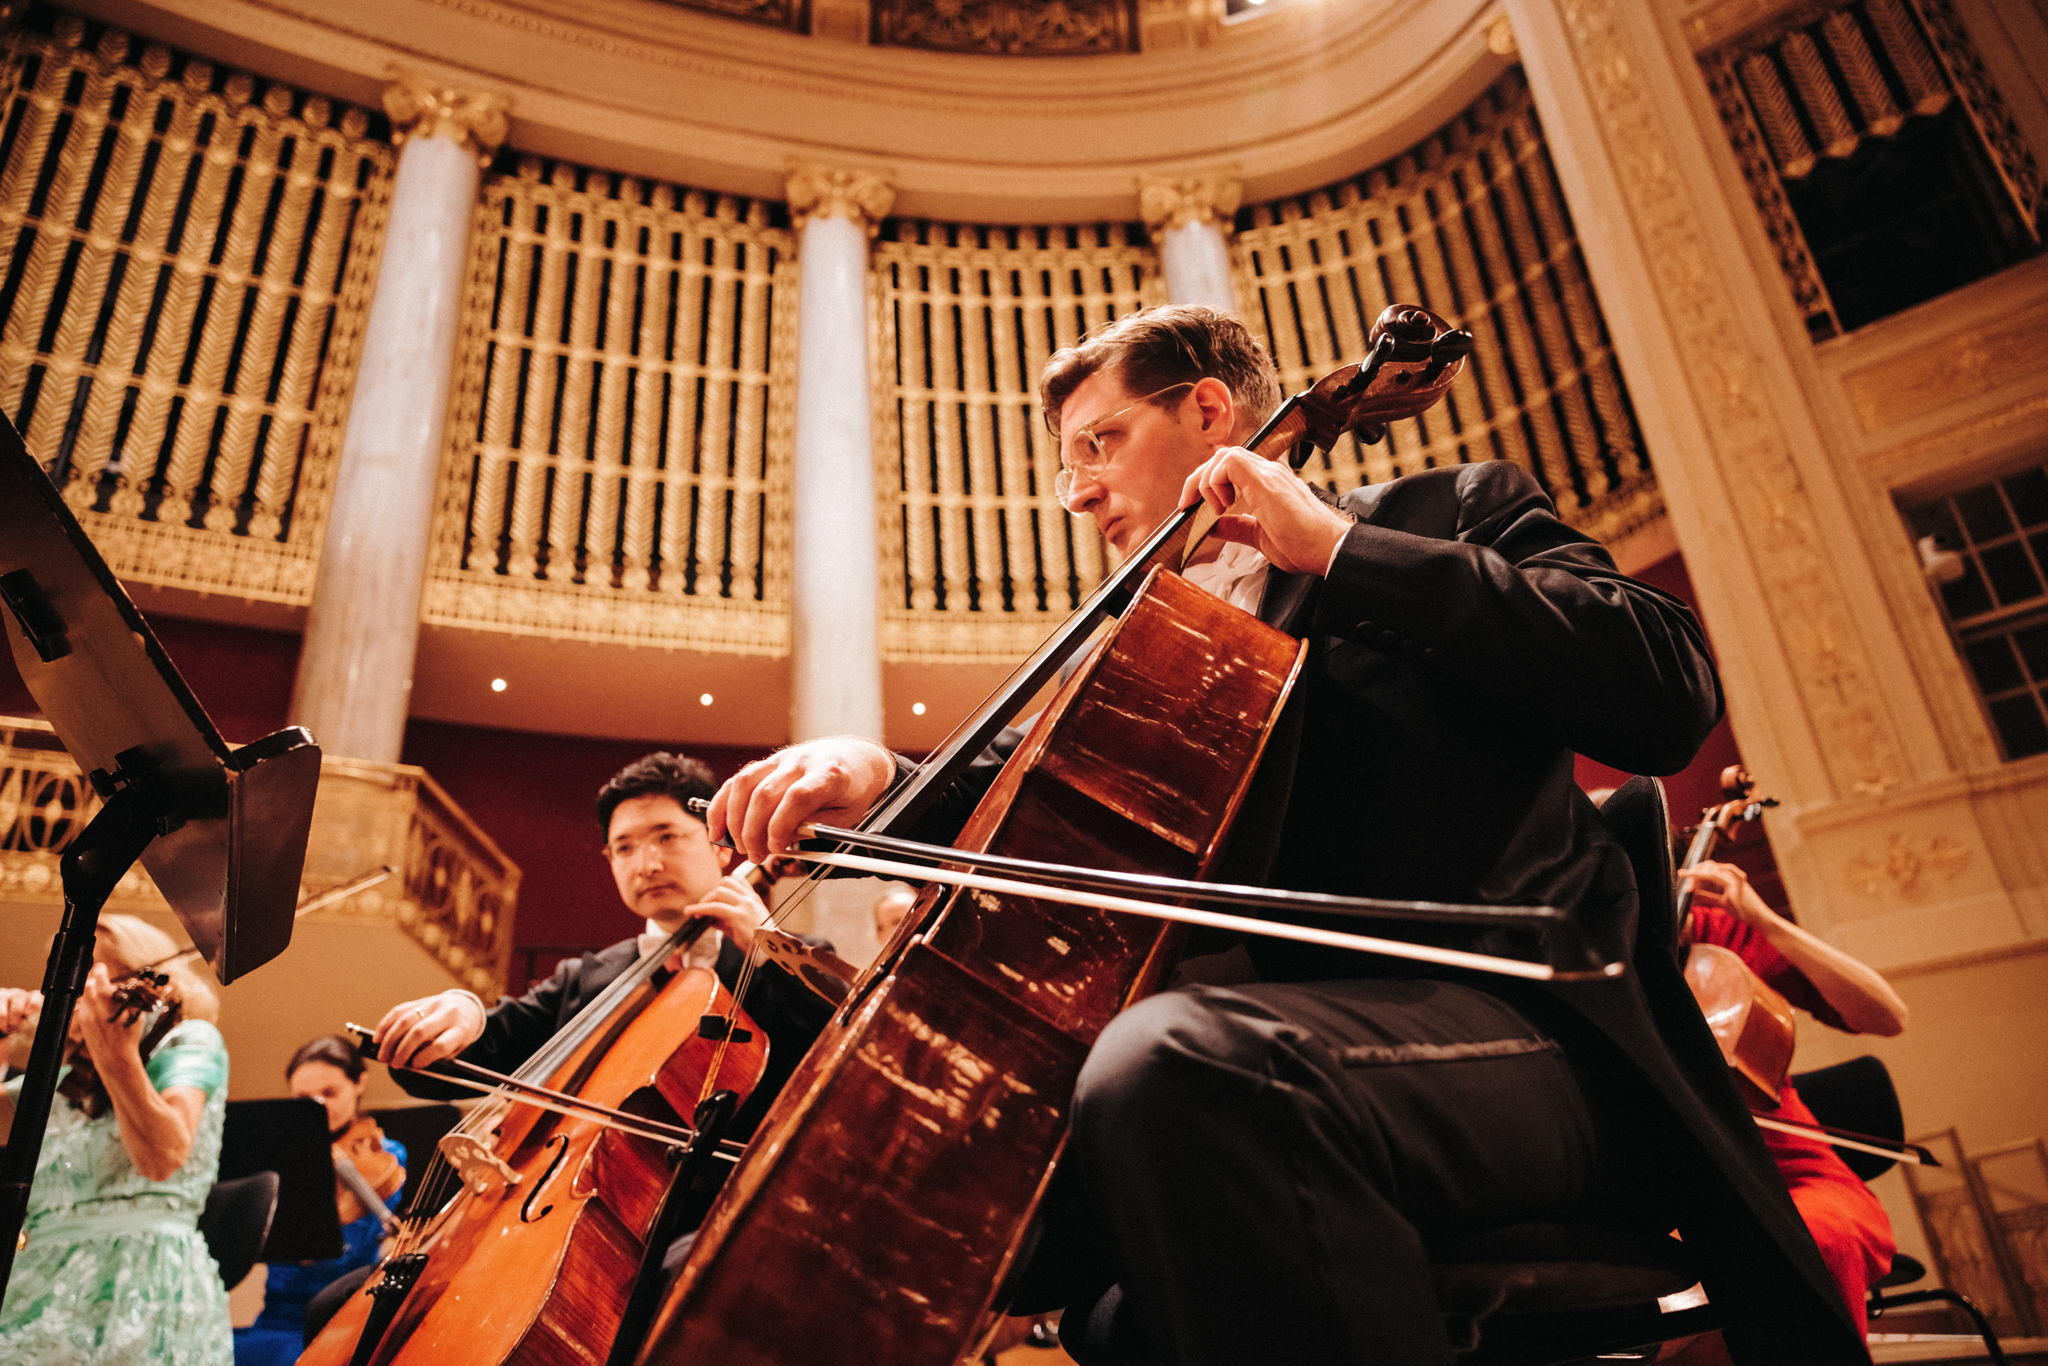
[632, 308, 1477, 1366]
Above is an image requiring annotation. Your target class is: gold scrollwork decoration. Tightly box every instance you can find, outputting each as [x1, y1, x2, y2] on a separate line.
[1845, 831, 1971, 897]
[872, 0, 1135, 55]
[382, 72, 510, 166]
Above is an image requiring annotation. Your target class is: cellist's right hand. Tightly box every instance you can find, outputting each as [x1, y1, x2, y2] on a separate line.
[710, 738, 897, 866]
[372, 990, 487, 1071]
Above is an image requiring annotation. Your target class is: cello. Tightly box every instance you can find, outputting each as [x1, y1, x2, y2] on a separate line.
[298, 907, 771, 1366]
[634, 308, 1479, 1366]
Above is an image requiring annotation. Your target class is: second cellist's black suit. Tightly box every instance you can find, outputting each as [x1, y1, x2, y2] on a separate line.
[905, 460, 1863, 1365]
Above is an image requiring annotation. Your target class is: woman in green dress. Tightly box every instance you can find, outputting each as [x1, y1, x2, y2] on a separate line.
[0, 913, 232, 1365]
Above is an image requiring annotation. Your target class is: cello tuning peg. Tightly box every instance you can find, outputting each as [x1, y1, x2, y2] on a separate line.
[1353, 421, 1388, 446]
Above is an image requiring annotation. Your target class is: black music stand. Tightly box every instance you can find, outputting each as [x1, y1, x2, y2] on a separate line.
[0, 417, 320, 1291]
[221, 1098, 344, 1263]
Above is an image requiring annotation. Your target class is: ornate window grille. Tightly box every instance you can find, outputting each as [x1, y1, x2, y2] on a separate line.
[871, 220, 1162, 664]
[425, 156, 796, 654]
[1699, 0, 2042, 339]
[0, 12, 391, 603]
[1233, 70, 1656, 547]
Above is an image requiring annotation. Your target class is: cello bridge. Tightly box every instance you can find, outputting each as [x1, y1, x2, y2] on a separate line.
[439, 1132, 522, 1194]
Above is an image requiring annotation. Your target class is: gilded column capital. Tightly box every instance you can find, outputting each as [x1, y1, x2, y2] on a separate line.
[786, 163, 896, 237]
[383, 72, 510, 165]
[1137, 170, 1242, 234]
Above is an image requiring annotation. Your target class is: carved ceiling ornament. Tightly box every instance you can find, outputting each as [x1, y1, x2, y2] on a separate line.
[872, 0, 1135, 55]
[1554, 0, 1908, 801]
[1845, 831, 1971, 898]
[1137, 170, 1243, 234]
[383, 72, 511, 164]
[786, 163, 897, 236]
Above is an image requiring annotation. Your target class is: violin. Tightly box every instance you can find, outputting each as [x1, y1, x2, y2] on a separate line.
[53, 967, 183, 1120]
[634, 307, 1476, 1366]
[1674, 766, 1794, 1106]
[332, 1115, 406, 1230]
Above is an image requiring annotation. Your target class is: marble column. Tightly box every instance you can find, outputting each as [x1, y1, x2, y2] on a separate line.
[1139, 170, 1242, 313]
[785, 164, 894, 745]
[289, 77, 508, 762]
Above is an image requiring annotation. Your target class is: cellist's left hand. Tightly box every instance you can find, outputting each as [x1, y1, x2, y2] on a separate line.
[1181, 446, 1355, 576]
[682, 872, 772, 954]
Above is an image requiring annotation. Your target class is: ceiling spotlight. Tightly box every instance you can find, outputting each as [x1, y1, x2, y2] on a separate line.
[912, 702, 926, 716]
[699, 693, 714, 706]
[490, 678, 507, 693]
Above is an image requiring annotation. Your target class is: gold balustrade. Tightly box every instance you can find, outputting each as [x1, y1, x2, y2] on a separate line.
[0, 716, 517, 1000]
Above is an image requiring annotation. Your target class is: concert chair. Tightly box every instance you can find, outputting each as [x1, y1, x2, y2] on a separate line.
[1057, 776, 1722, 1363]
[201, 1169, 281, 1290]
[1790, 1056, 2009, 1365]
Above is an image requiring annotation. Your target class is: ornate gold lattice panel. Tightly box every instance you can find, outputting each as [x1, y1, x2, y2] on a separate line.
[872, 221, 1163, 664]
[425, 158, 796, 654]
[1232, 71, 1657, 548]
[0, 14, 392, 603]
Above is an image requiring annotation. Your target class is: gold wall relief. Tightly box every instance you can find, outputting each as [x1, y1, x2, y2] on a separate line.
[1844, 830, 1971, 897]
[1556, 0, 1908, 801]
[871, 0, 1136, 54]
[1841, 296, 2048, 437]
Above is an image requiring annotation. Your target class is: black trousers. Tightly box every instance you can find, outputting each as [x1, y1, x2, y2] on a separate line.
[1024, 978, 1662, 1366]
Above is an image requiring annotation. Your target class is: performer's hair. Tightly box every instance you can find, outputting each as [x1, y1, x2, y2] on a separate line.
[286, 1033, 367, 1083]
[94, 914, 219, 1023]
[1039, 305, 1281, 441]
[596, 751, 719, 832]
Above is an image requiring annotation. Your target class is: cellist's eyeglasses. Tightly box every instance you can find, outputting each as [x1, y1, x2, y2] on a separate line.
[1051, 382, 1195, 513]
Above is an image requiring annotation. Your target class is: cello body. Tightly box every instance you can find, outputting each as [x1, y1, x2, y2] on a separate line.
[638, 568, 1305, 1366]
[300, 952, 767, 1366]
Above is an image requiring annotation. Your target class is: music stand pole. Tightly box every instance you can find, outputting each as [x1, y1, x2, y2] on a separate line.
[0, 773, 163, 1288]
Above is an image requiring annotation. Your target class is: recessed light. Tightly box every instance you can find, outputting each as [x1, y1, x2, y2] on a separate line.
[490, 678, 507, 692]
[912, 702, 926, 716]
[699, 693, 714, 706]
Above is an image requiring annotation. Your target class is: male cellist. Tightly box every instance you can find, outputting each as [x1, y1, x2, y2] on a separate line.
[710, 306, 1868, 1365]
[371, 750, 833, 1137]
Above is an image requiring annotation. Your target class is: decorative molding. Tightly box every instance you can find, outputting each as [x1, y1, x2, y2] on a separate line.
[1137, 170, 1242, 233]
[1555, 0, 1910, 800]
[1844, 831, 1972, 897]
[786, 162, 895, 235]
[666, 0, 807, 33]
[1840, 296, 2048, 436]
[1486, 12, 1518, 54]
[382, 70, 510, 163]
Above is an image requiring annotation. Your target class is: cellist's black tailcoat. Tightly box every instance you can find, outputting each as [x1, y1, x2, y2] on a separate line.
[910, 460, 1864, 1365]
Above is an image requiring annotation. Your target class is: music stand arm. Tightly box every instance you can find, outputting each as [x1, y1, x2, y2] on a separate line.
[0, 780, 160, 1291]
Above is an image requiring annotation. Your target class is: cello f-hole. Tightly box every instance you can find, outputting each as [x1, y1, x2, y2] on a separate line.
[521, 1136, 570, 1224]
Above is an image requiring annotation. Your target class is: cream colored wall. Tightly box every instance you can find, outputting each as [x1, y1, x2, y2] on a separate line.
[0, 904, 472, 1111]
[1795, 945, 2048, 1281]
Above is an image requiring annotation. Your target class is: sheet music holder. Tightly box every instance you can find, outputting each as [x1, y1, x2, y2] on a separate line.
[0, 415, 320, 1291]
[220, 1098, 345, 1264]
